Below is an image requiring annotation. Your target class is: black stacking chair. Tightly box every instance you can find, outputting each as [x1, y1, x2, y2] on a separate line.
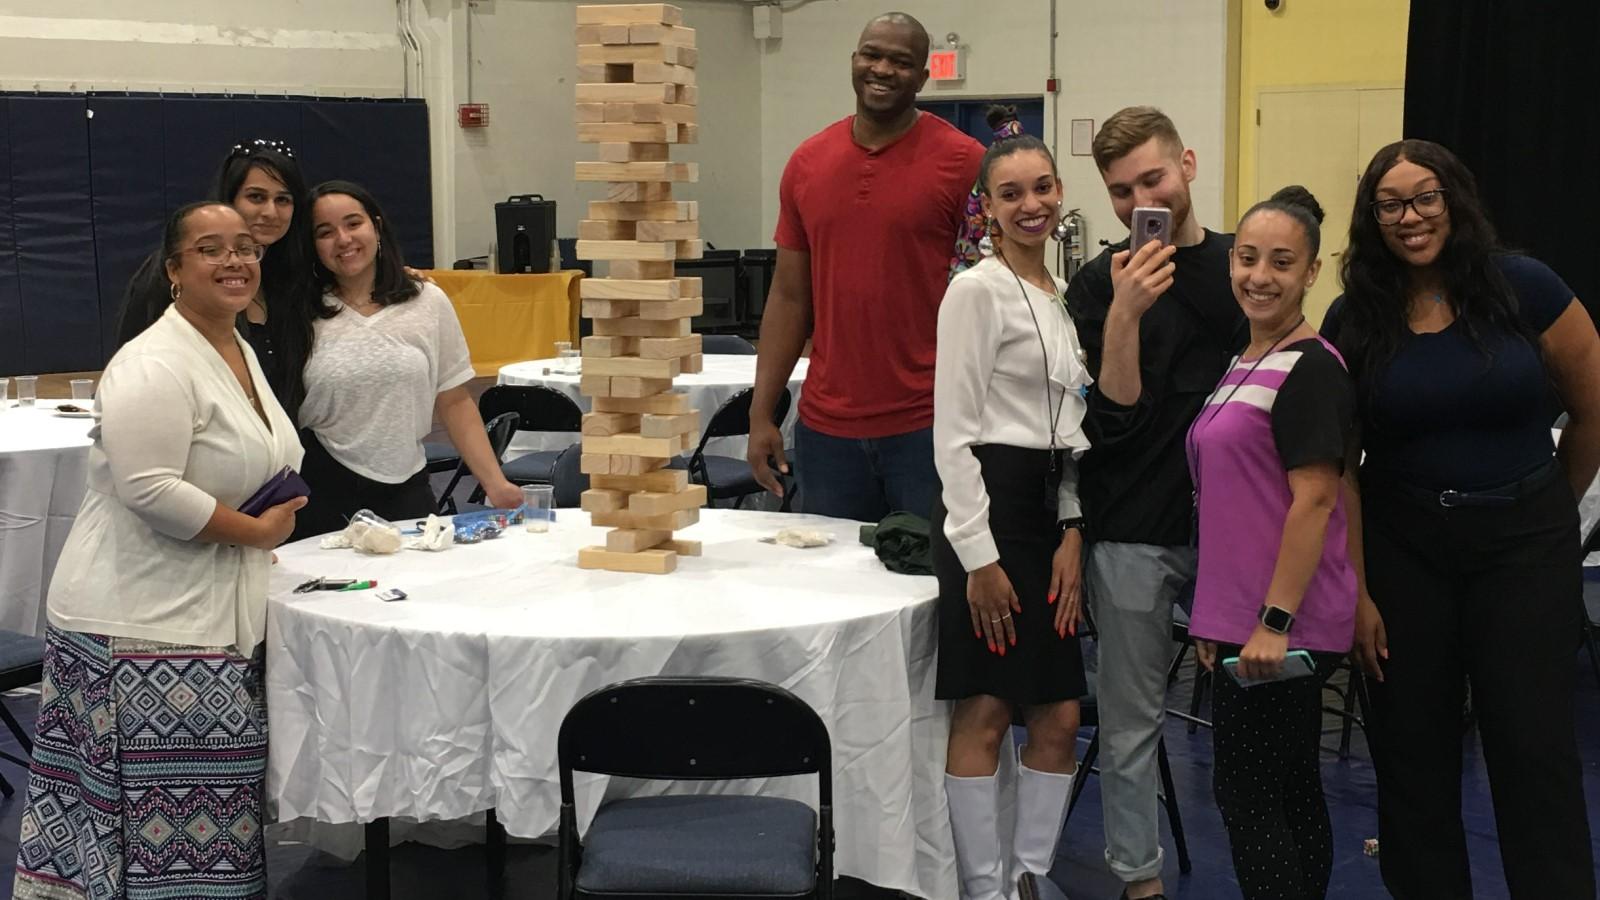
[438, 411, 519, 514]
[683, 387, 792, 509]
[558, 677, 834, 900]
[0, 630, 45, 798]
[701, 334, 757, 355]
[484, 385, 585, 487]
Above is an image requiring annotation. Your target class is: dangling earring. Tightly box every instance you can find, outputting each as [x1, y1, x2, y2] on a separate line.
[1052, 202, 1071, 241]
[170, 283, 182, 301]
[978, 218, 996, 256]
[376, 241, 383, 259]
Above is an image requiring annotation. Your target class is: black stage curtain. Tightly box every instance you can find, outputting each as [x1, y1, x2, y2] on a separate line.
[1404, 0, 1600, 324]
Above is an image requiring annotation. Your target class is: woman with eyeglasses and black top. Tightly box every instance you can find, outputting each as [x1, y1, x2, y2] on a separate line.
[116, 139, 313, 417]
[1321, 139, 1600, 900]
[290, 180, 522, 539]
[932, 125, 1092, 900]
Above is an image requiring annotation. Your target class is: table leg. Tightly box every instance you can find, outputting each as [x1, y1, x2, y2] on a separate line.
[365, 817, 390, 900]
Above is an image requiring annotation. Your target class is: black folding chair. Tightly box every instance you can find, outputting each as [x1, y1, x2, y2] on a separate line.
[437, 411, 520, 514]
[0, 630, 45, 798]
[684, 387, 793, 509]
[485, 385, 585, 487]
[701, 334, 757, 355]
[558, 677, 834, 900]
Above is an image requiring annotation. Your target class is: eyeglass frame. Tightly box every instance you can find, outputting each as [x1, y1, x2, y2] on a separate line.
[1371, 188, 1448, 225]
[167, 244, 266, 265]
[229, 138, 296, 160]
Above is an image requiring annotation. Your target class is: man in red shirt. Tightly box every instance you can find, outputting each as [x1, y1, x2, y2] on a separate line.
[747, 11, 983, 522]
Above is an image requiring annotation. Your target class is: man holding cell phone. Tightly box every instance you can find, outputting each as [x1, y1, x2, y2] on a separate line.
[1063, 107, 1242, 900]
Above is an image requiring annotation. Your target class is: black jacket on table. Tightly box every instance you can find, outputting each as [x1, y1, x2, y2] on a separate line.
[1063, 230, 1244, 546]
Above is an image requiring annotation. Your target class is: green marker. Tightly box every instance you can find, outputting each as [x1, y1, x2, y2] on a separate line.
[338, 580, 378, 592]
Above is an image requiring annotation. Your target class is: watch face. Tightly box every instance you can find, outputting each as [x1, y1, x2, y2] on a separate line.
[1260, 605, 1294, 632]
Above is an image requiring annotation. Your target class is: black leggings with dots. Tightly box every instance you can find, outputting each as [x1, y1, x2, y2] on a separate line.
[1210, 645, 1342, 900]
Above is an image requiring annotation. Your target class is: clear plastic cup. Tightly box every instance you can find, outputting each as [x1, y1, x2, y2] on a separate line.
[70, 379, 95, 401]
[0, 377, 9, 410]
[522, 484, 554, 533]
[558, 348, 582, 375]
[15, 375, 37, 407]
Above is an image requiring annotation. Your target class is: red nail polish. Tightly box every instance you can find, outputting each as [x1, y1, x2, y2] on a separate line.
[1047, 592, 1057, 604]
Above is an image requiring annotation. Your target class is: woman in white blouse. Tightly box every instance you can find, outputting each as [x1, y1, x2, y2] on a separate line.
[14, 202, 305, 898]
[292, 180, 521, 538]
[932, 132, 1093, 900]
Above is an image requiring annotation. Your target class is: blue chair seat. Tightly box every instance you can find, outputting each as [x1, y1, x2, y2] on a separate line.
[424, 441, 459, 471]
[695, 454, 761, 497]
[576, 794, 817, 895]
[502, 450, 563, 484]
[0, 630, 44, 685]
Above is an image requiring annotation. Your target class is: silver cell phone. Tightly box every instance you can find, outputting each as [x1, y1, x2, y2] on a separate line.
[1129, 207, 1173, 255]
[375, 588, 407, 602]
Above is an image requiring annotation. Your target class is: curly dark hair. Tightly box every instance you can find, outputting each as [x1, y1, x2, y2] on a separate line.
[1336, 139, 1534, 392]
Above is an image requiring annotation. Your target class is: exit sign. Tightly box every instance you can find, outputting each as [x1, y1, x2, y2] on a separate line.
[928, 48, 964, 82]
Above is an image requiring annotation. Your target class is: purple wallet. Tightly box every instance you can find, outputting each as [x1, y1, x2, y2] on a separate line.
[238, 467, 310, 516]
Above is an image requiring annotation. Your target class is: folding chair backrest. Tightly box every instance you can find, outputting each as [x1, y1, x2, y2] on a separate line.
[702, 334, 757, 355]
[558, 677, 830, 797]
[480, 384, 583, 433]
[485, 411, 520, 459]
[695, 386, 791, 446]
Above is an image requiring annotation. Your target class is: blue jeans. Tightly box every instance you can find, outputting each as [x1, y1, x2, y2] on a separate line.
[793, 420, 936, 522]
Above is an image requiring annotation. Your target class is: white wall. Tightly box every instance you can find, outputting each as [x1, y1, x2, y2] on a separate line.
[757, 0, 1232, 254]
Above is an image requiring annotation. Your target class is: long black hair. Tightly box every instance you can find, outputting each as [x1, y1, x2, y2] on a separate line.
[305, 179, 420, 315]
[1336, 139, 1532, 392]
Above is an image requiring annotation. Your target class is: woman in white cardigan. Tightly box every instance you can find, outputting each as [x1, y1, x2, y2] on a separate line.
[932, 130, 1093, 900]
[13, 202, 305, 900]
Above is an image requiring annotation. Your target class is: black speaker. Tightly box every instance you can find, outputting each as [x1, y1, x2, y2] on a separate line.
[495, 194, 556, 273]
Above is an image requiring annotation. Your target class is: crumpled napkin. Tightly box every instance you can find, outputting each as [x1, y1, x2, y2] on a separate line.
[760, 527, 834, 549]
[318, 518, 404, 554]
[404, 514, 454, 552]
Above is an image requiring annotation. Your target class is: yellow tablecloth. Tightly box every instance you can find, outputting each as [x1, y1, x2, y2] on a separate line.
[423, 270, 582, 377]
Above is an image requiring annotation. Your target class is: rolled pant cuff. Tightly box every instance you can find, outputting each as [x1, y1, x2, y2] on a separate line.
[1106, 846, 1165, 884]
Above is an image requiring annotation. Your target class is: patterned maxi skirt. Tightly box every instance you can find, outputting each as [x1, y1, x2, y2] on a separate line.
[13, 626, 268, 900]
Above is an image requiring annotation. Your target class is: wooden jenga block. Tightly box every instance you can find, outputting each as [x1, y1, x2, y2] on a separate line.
[578, 546, 677, 574]
[576, 83, 677, 104]
[675, 84, 698, 105]
[610, 260, 676, 278]
[593, 316, 691, 338]
[580, 489, 630, 513]
[638, 297, 703, 320]
[628, 484, 707, 516]
[606, 528, 673, 553]
[598, 142, 670, 163]
[678, 277, 703, 297]
[577, 43, 685, 66]
[577, 122, 680, 144]
[579, 375, 613, 398]
[576, 4, 683, 26]
[633, 63, 696, 85]
[575, 239, 676, 261]
[639, 411, 699, 438]
[679, 123, 700, 144]
[581, 356, 681, 379]
[630, 24, 696, 46]
[581, 278, 680, 300]
[577, 220, 637, 241]
[606, 183, 674, 202]
[682, 352, 704, 374]
[580, 336, 640, 358]
[637, 335, 700, 359]
[581, 299, 639, 319]
[635, 220, 699, 241]
[575, 161, 697, 183]
[580, 453, 671, 476]
[661, 539, 701, 556]
[592, 468, 690, 492]
[675, 239, 705, 260]
[591, 507, 699, 530]
[612, 103, 697, 124]
[575, 23, 632, 44]
[610, 376, 674, 397]
[583, 434, 681, 458]
[588, 200, 696, 222]
[581, 411, 641, 434]
[576, 64, 635, 84]
[592, 392, 693, 416]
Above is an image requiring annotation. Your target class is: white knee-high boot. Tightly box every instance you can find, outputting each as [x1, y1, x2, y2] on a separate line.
[1011, 754, 1075, 883]
[946, 770, 1007, 900]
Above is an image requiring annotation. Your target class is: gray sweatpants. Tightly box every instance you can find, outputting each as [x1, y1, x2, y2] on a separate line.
[1084, 541, 1197, 884]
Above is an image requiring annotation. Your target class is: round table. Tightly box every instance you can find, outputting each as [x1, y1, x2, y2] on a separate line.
[0, 401, 94, 635]
[265, 508, 953, 898]
[496, 354, 808, 462]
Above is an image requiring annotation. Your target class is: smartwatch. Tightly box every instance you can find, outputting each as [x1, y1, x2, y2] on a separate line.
[1258, 604, 1295, 635]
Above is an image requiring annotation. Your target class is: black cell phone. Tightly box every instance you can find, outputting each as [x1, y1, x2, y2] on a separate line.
[1130, 207, 1173, 255]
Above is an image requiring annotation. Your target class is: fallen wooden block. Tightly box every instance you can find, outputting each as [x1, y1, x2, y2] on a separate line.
[578, 546, 677, 574]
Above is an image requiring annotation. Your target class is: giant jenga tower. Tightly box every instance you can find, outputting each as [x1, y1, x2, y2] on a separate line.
[573, 3, 707, 575]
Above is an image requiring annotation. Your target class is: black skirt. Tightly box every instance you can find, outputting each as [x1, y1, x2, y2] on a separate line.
[932, 444, 1086, 705]
[291, 428, 438, 542]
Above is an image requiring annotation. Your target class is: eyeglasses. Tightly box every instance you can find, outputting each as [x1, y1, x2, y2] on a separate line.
[171, 244, 266, 265]
[1371, 189, 1447, 225]
[229, 138, 296, 160]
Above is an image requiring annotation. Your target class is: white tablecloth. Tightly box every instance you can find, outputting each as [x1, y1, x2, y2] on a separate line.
[265, 508, 954, 898]
[496, 354, 808, 462]
[0, 401, 93, 635]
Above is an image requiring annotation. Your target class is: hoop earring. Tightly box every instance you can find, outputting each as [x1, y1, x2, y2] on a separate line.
[170, 283, 182, 301]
